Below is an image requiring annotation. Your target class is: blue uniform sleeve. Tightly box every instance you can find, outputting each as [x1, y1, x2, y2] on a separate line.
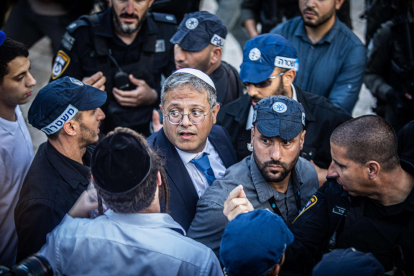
[327, 44, 367, 114]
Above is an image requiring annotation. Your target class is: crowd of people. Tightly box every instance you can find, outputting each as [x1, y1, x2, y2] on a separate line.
[1, 0, 414, 275]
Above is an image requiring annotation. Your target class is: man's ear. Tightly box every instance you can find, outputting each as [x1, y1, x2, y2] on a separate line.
[211, 104, 220, 124]
[366, 161, 380, 180]
[210, 47, 222, 65]
[283, 69, 296, 86]
[251, 126, 255, 144]
[62, 119, 78, 137]
[300, 130, 306, 150]
[335, 0, 345, 10]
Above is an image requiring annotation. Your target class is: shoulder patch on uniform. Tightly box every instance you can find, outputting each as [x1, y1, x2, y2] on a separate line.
[51, 50, 71, 80]
[66, 19, 90, 33]
[152, 12, 177, 24]
[292, 195, 318, 224]
[61, 32, 76, 51]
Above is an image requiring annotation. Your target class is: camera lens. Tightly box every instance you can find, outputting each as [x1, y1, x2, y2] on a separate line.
[13, 254, 53, 276]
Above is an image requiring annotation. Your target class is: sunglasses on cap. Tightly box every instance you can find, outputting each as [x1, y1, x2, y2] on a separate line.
[243, 72, 285, 88]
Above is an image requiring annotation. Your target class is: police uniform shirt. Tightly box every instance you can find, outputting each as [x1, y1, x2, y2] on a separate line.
[51, 7, 176, 97]
[14, 141, 92, 262]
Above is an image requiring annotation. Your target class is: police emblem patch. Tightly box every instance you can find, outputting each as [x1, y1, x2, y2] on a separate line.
[185, 18, 199, 29]
[272, 102, 287, 113]
[69, 77, 84, 86]
[249, 48, 261, 61]
[292, 195, 318, 224]
[52, 50, 71, 80]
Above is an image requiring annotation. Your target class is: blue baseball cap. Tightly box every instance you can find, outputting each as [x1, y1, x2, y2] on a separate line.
[220, 209, 294, 276]
[253, 95, 305, 140]
[28, 76, 107, 135]
[170, 11, 227, 51]
[312, 248, 385, 276]
[240, 33, 297, 84]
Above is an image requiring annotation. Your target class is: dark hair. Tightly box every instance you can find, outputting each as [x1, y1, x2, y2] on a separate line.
[47, 111, 83, 140]
[330, 115, 399, 171]
[0, 38, 29, 84]
[96, 127, 170, 213]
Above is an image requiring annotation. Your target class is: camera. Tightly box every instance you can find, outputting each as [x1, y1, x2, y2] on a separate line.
[0, 254, 53, 276]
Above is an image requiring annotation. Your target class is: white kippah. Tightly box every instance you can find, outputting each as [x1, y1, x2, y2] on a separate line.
[173, 68, 216, 91]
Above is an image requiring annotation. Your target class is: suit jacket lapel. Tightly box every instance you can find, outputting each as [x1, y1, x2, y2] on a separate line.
[157, 130, 199, 217]
[209, 131, 233, 168]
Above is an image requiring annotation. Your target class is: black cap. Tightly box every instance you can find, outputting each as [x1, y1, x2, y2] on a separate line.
[28, 77, 107, 134]
[170, 11, 227, 51]
[91, 132, 152, 194]
[253, 95, 305, 140]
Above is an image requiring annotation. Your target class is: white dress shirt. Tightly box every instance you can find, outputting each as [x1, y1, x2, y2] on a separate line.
[246, 84, 298, 130]
[175, 139, 226, 198]
[0, 106, 34, 267]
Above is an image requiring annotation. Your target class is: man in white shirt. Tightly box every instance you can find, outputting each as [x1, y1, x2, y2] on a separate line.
[0, 32, 36, 267]
[39, 128, 222, 276]
[147, 68, 237, 231]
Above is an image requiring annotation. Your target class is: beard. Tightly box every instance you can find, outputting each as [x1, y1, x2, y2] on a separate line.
[254, 148, 299, 183]
[113, 10, 148, 35]
[302, 6, 336, 28]
[249, 76, 288, 104]
[79, 121, 99, 147]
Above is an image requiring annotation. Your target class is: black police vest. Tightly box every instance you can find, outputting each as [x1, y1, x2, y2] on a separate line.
[78, 13, 157, 135]
[324, 180, 414, 275]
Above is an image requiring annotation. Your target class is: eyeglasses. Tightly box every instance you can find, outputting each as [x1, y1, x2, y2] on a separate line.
[164, 110, 209, 125]
[243, 72, 285, 88]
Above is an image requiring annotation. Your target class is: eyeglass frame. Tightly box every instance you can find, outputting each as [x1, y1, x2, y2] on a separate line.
[243, 71, 285, 88]
[163, 108, 213, 125]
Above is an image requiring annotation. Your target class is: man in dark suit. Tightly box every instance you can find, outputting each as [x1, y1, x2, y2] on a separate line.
[147, 68, 237, 231]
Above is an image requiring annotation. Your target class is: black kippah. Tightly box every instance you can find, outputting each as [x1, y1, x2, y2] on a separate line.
[91, 132, 152, 194]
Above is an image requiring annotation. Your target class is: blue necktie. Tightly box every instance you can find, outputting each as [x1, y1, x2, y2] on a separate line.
[190, 153, 216, 186]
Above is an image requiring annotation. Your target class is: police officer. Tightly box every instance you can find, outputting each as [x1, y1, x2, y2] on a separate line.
[217, 34, 351, 185]
[170, 11, 243, 106]
[282, 115, 414, 275]
[51, 0, 177, 136]
[364, 1, 414, 132]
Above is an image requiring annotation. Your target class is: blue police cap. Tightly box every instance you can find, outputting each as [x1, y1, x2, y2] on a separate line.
[170, 11, 227, 51]
[253, 95, 305, 140]
[312, 248, 385, 276]
[220, 209, 294, 276]
[28, 76, 107, 135]
[240, 33, 297, 84]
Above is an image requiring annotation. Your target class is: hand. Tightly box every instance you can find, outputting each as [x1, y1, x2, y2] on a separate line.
[112, 74, 158, 107]
[82, 71, 106, 91]
[223, 185, 254, 221]
[152, 110, 163, 132]
[68, 191, 99, 218]
[310, 160, 328, 187]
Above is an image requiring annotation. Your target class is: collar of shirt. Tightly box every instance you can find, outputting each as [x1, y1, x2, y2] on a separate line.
[0, 106, 24, 136]
[46, 141, 91, 189]
[175, 139, 211, 164]
[104, 210, 186, 235]
[246, 83, 298, 130]
[249, 154, 303, 203]
[294, 16, 340, 45]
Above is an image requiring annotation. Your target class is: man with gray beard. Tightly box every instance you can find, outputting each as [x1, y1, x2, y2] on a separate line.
[51, 0, 177, 136]
[187, 95, 318, 257]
